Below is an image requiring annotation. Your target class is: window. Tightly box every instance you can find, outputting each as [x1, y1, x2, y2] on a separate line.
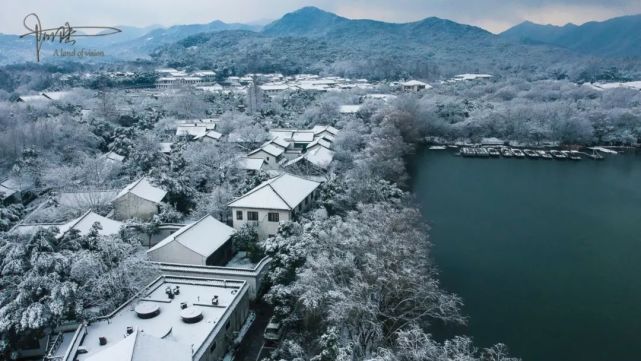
[247, 211, 259, 221]
[266, 156, 270, 161]
[268, 212, 279, 222]
[226, 321, 231, 330]
[210, 342, 217, 352]
[236, 211, 243, 220]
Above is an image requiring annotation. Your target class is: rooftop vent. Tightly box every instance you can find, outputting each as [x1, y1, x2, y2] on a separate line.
[98, 337, 107, 346]
[135, 303, 160, 319]
[165, 287, 175, 299]
[180, 302, 187, 309]
[180, 307, 203, 324]
[126, 326, 134, 335]
[211, 295, 219, 305]
[173, 286, 180, 295]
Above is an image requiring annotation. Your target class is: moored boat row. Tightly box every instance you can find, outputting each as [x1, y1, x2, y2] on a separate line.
[456, 146, 607, 161]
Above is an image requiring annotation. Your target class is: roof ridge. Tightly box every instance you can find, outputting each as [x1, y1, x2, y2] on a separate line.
[227, 174, 284, 207]
[129, 329, 140, 361]
[266, 182, 293, 210]
[149, 216, 206, 252]
[65, 210, 94, 232]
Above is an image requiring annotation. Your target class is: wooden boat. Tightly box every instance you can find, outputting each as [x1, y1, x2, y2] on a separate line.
[568, 150, 582, 161]
[501, 147, 514, 157]
[538, 150, 553, 159]
[487, 148, 501, 157]
[588, 149, 604, 160]
[476, 147, 490, 157]
[549, 150, 567, 159]
[512, 149, 526, 158]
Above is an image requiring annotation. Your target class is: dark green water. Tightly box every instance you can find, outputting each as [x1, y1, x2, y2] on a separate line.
[411, 149, 641, 361]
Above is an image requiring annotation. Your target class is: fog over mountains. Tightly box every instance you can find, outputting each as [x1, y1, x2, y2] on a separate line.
[2, 7, 640, 80]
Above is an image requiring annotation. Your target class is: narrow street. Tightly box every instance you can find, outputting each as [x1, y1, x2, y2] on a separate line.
[235, 299, 273, 361]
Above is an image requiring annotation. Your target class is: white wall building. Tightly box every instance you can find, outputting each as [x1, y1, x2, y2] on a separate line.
[400, 80, 431, 92]
[46, 276, 250, 361]
[112, 178, 167, 221]
[147, 215, 235, 266]
[228, 174, 321, 240]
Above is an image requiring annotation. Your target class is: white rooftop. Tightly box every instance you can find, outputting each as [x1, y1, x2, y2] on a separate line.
[148, 216, 235, 258]
[249, 144, 285, 158]
[102, 151, 125, 163]
[115, 178, 167, 204]
[86, 329, 191, 361]
[228, 173, 320, 210]
[68, 276, 247, 361]
[339, 105, 362, 114]
[311, 125, 339, 136]
[264, 137, 290, 149]
[12, 211, 123, 238]
[291, 131, 315, 142]
[194, 130, 223, 141]
[237, 157, 265, 171]
[401, 80, 429, 86]
[176, 126, 208, 138]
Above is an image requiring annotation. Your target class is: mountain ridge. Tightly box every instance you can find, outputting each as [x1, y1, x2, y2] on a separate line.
[500, 14, 641, 57]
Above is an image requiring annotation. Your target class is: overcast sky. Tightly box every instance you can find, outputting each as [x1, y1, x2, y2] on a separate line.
[3, 0, 641, 34]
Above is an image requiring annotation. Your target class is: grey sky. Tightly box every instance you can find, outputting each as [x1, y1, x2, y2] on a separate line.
[3, 0, 641, 34]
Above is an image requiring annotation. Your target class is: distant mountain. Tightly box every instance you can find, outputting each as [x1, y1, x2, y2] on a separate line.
[0, 20, 261, 64]
[153, 7, 586, 80]
[263, 6, 492, 41]
[263, 7, 350, 37]
[501, 15, 641, 57]
[131, 20, 260, 49]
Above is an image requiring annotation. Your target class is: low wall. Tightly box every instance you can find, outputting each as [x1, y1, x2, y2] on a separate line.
[158, 257, 272, 300]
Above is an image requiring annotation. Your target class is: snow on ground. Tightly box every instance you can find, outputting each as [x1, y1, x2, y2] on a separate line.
[226, 252, 257, 269]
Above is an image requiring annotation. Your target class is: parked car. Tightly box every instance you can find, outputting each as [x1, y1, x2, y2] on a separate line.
[263, 317, 283, 346]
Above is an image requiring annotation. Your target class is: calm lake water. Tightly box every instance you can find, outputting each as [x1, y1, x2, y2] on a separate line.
[411, 149, 641, 361]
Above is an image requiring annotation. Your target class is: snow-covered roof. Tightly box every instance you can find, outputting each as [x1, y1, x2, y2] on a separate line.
[115, 178, 167, 204]
[102, 151, 124, 163]
[364, 93, 397, 102]
[269, 130, 294, 139]
[43, 91, 71, 100]
[192, 70, 216, 76]
[339, 105, 362, 114]
[85, 329, 190, 361]
[260, 84, 290, 91]
[286, 147, 335, 169]
[158, 142, 173, 153]
[12, 211, 123, 238]
[18, 91, 72, 102]
[228, 173, 320, 210]
[197, 84, 224, 92]
[453, 73, 493, 81]
[59, 211, 124, 237]
[194, 130, 223, 141]
[148, 215, 235, 258]
[248, 143, 285, 157]
[176, 125, 208, 137]
[64, 276, 247, 361]
[237, 157, 265, 171]
[307, 137, 332, 150]
[311, 125, 339, 136]
[292, 131, 315, 142]
[264, 137, 290, 149]
[401, 80, 429, 86]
